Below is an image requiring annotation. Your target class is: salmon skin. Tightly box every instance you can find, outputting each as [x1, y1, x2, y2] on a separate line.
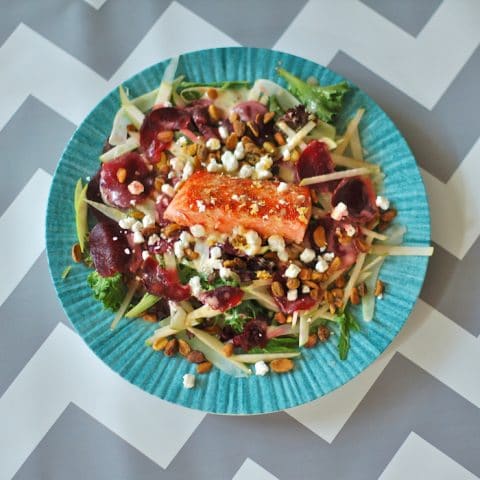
[164, 171, 312, 243]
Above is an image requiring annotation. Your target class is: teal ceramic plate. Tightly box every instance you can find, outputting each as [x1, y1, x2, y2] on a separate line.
[46, 47, 430, 414]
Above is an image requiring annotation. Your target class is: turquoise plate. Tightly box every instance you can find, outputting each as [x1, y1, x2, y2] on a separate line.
[46, 47, 430, 415]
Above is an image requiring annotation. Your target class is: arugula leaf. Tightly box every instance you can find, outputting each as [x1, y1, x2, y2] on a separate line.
[277, 68, 349, 124]
[178, 81, 251, 91]
[223, 300, 267, 333]
[87, 271, 127, 311]
[178, 263, 199, 284]
[249, 337, 299, 354]
[335, 309, 361, 360]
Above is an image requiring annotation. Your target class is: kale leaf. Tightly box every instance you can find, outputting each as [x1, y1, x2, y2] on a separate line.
[87, 271, 127, 311]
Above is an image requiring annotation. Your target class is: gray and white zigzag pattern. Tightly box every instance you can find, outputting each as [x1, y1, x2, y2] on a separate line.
[0, 1, 479, 479]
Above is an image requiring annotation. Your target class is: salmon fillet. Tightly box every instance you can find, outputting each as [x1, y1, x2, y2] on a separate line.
[164, 171, 312, 243]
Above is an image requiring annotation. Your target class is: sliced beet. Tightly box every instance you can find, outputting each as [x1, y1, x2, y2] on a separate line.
[232, 320, 268, 351]
[99, 152, 153, 209]
[141, 257, 191, 301]
[199, 286, 243, 312]
[331, 177, 378, 223]
[140, 107, 191, 150]
[187, 100, 219, 140]
[274, 295, 317, 314]
[89, 222, 130, 277]
[297, 140, 336, 192]
[232, 101, 267, 122]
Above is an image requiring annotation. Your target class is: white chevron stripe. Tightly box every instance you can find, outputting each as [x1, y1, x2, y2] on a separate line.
[81, 0, 107, 9]
[421, 136, 480, 260]
[275, 0, 480, 110]
[0, 3, 237, 132]
[287, 299, 480, 442]
[379, 432, 479, 480]
[0, 169, 52, 308]
[232, 458, 279, 480]
[0, 323, 205, 479]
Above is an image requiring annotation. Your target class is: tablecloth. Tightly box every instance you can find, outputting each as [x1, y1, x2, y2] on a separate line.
[0, 1, 479, 479]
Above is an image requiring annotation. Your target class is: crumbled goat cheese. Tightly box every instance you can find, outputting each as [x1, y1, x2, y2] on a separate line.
[118, 217, 136, 230]
[142, 214, 155, 228]
[315, 257, 329, 273]
[210, 246, 222, 260]
[133, 231, 144, 244]
[238, 164, 254, 178]
[331, 202, 349, 221]
[219, 267, 232, 280]
[190, 224, 206, 238]
[221, 150, 239, 172]
[127, 180, 144, 195]
[376, 195, 390, 211]
[206, 158, 222, 172]
[206, 137, 221, 151]
[182, 161, 194, 180]
[176, 136, 187, 146]
[141, 250, 150, 260]
[285, 263, 301, 278]
[218, 125, 228, 140]
[268, 235, 285, 252]
[344, 224, 356, 237]
[254, 361, 269, 376]
[182, 373, 195, 389]
[233, 141, 245, 160]
[161, 184, 175, 197]
[254, 155, 273, 179]
[277, 182, 288, 193]
[148, 234, 160, 246]
[287, 289, 298, 301]
[244, 230, 262, 255]
[131, 221, 143, 233]
[188, 276, 202, 297]
[323, 252, 335, 262]
[299, 248, 316, 263]
[302, 285, 311, 294]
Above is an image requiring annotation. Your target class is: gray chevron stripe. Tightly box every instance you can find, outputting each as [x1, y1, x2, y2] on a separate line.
[0, 253, 68, 398]
[12, 355, 480, 480]
[360, 0, 442, 37]
[0, 97, 75, 215]
[0, 0, 173, 78]
[328, 47, 480, 182]
[421, 240, 480, 336]
[177, 0, 309, 48]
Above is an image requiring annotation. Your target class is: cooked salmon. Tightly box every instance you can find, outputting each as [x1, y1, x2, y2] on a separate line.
[163, 171, 312, 243]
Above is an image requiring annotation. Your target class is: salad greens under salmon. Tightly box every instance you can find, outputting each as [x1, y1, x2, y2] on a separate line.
[70, 56, 433, 385]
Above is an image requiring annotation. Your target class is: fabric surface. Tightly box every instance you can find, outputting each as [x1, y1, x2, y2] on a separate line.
[0, 1, 479, 479]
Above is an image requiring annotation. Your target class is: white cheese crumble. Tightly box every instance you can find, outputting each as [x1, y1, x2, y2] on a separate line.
[302, 285, 311, 294]
[118, 217, 136, 230]
[323, 252, 335, 262]
[148, 234, 160, 246]
[331, 202, 349, 221]
[218, 125, 228, 140]
[124, 248, 131, 255]
[233, 141, 245, 160]
[287, 289, 298, 301]
[254, 155, 273, 179]
[238, 164, 254, 178]
[190, 224, 206, 238]
[170, 157, 184, 173]
[176, 136, 187, 146]
[188, 276, 202, 297]
[182, 373, 195, 389]
[299, 248, 316, 263]
[206, 158, 222, 172]
[131, 221, 143, 233]
[182, 161, 194, 180]
[221, 150, 238, 172]
[210, 246, 222, 260]
[196, 200, 206, 212]
[281, 146, 290, 160]
[278, 250, 289, 262]
[315, 257, 329, 273]
[142, 214, 155, 228]
[206, 137, 221, 151]
[127, 180, 144, 195]
[344, 224, 356, 237]
[244, 230, 262, 255]
[268, 234, 285, 252]
[376, 195, 390, 211]
[219, 267, 232, 280]
[254, 361, 269, 376]
[133, 231, 144, 244]
[277, 182, 288, 193]
[285, 263, 301, 278]
[141, 250, 150, 260]
[174, 240, 184, 259]
[161, 184, 175, 197]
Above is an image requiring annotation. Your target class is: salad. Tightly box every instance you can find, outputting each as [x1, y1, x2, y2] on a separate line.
[70, 56, 433, 386]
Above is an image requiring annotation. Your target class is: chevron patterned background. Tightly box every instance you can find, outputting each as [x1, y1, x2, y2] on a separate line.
[0, 1, 479, 479]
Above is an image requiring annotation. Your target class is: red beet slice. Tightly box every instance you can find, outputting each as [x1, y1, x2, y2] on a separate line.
[199, 286, 244, 312]
[99, 152, 153, 209]
[274, 295, 317, 314]
[89, 222, 130, 277]
[297, 140, 336, 192]
[232, 101, 267, 122]
[141, 257, 191, 301]
[331, 177, 378, 223]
